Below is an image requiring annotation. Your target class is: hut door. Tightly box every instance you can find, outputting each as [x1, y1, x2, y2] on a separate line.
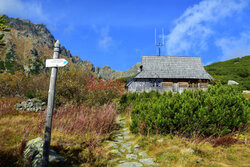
[173, 83, 179, 93]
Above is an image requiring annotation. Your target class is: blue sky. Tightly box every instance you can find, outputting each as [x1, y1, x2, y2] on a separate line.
[0, 0, 250, 71]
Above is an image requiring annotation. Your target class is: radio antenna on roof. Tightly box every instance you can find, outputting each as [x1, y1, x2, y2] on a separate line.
[155, 28, 165, 56]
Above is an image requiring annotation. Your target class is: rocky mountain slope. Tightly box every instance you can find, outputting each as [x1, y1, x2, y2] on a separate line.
[0, 16, 140, 78]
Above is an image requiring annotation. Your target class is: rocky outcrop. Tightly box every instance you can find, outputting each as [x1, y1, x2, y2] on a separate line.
[0, 17, 86, 75]
[16, 98, 46, 112]
[95, 63, 141, 80]
[0, 16, 139, 79]
[24, 137, 64, 167]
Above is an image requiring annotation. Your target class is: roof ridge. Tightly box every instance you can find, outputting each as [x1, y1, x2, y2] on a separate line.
[142, 55, 201, 58]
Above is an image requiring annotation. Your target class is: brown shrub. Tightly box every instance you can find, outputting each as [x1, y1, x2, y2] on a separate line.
[213, 134, 238, 147]
[0, 97, 22, 117]
[38, 103, 117, 147]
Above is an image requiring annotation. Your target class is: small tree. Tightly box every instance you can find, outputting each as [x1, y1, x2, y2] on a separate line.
[0, 14, 10, 47]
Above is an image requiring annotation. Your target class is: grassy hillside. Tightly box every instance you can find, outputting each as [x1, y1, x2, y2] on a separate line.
[205, 56, 250, 90]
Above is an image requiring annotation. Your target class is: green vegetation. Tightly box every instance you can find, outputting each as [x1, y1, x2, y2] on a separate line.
[205, 55, 250, 90]
[4, 51, 22, 74]
[0, 67, 125, 106]
[0, 14, 10, 47]
[120, 84, 249, 137]
[28, 59, 45, 75]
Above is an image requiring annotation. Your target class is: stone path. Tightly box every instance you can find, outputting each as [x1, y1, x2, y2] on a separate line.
[106, 115, 158, 167]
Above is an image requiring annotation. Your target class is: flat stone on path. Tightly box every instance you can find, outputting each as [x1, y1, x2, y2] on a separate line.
[138, 152, 147, 157]
[126, 154, 137, 160]
[107, 115, 158, 166]
[139, 158, 155, 165]
[110, 149, 123, 157]
[119, 162, 143, 167]
[108, 143, 118, 148]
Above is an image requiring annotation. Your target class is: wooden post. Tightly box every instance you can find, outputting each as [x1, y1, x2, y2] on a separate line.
[42, 40, 60, 167]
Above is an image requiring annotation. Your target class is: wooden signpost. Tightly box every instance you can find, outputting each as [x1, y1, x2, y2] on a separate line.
[45, 58, 68, 68]
[42, 40, 68, 167]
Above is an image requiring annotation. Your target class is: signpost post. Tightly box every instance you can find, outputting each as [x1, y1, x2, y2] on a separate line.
[42, 40, 68, 167]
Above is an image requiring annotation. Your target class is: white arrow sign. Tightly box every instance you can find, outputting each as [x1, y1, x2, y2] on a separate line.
[46, 59, 68, 68]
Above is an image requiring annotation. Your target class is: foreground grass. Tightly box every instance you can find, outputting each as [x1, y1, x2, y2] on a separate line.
[118, 111, 250, 167]
[133, 134, 249, 167]
[0, 97, 117, 167]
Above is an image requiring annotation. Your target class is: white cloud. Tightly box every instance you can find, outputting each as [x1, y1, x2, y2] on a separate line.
[0, 0, 48, 22]
[216, 32, 250, 60]
[95, 26, 114, 50]
[166, 0, 248, 56]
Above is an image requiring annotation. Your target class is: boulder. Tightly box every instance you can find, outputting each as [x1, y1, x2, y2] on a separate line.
[243, 90, 250, 94]
[24, 137, 64, 167]
[227, 80, 239, 85]
[16, 98, 46, 112]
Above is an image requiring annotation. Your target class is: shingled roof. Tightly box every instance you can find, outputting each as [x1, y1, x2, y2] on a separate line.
[135, 56, 213, 79]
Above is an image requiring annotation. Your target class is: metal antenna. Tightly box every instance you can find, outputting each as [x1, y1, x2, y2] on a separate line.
[162, 28, 164, 45]
[155, 28, 165, 56]
[155, 28, 157, 46]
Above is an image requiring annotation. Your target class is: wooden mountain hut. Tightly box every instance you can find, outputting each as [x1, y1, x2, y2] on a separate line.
[126, 56, 213, 93]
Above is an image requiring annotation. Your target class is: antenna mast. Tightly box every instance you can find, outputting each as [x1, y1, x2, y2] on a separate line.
[155, 28, 165, 56]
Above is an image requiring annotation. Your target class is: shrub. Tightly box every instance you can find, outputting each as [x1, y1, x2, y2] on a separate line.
[127, 83, 250, 137]
[0, 97, 21, 117]
[0, 98, 117, 166]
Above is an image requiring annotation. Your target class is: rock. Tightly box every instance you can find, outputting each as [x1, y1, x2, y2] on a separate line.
[126, 154, 137, 160]
[134, 148, 140, 153]
[24, 137, 64, 167]
[157, 139, 164, 142]
[139, 158, 155, 165]
[196, 158, 203, 163]
[114, 136, 124, 140]
[119, 162, 143, 167]
[120, 148, 126, 153]
[180, 148, 194, 155]
[172, 145, 179, 149]
[16, 98, 46, 112]
[138, 152, 147, 157]
[110, 149, 123, 157]
[228, 80, 239, 85]
[108, 143, 119, 148]
[121, 143, 132, 152]
[134, 144, 140, 148]
[243, 90, 250, 94]
[113, 139, 123, 143]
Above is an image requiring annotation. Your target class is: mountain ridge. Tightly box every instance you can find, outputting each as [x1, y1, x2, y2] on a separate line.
[0, 16, 140, 79]
[1, 16, 249, 86]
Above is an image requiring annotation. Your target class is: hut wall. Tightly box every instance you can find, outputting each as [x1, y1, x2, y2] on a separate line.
[127, 79, 210, 93]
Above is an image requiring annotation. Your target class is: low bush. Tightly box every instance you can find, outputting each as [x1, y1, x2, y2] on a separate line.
[124, 83, 250, 137]
[0, 97, 22, 117]
[0, 98, 118, 166]
[0, 67, 125, 107]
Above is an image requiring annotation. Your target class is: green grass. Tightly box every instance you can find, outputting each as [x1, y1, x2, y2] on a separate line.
[205, 55, 250, 90]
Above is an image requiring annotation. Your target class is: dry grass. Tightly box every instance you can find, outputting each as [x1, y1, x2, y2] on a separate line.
[0, 97, 22, 117]
[0, 97, 118, 166]
[135, 133, 250, 167]
[244, 93, 250, 99]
